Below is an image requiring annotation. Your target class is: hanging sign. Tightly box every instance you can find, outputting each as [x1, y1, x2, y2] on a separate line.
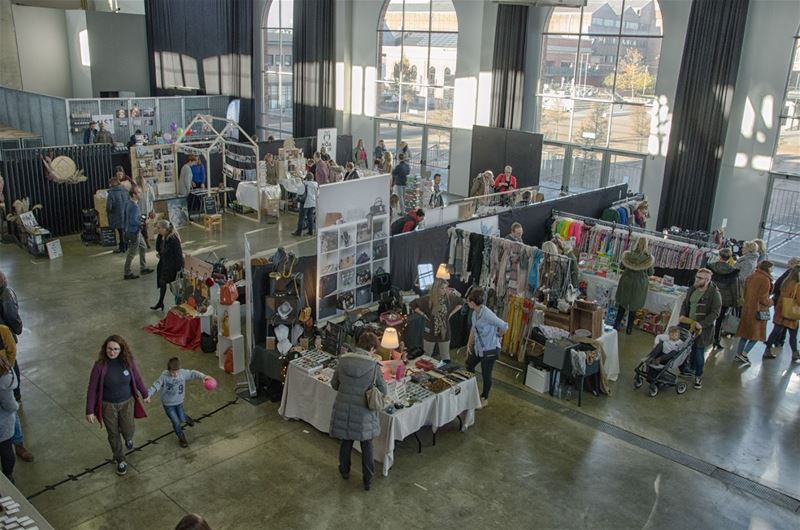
[317, 128, 337, 161]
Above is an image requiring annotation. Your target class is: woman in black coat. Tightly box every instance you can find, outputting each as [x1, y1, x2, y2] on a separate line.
[150, 220, 184, 310]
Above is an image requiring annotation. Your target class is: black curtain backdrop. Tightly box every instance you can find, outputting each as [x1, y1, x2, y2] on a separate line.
[657, 0, 750, 231]
[489, 4, 528, 130]
[293, 0, 336, 137]
[144, 0, 255, 135]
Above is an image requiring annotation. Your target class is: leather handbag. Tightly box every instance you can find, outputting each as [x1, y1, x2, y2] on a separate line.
[782, 285, 800, 320]
[365, 365, 383, 411]
[220, 281, 238, 305]
[370, 198, 386, 216]
[224, 347, 234, 373]
[325, 212, 343, 227]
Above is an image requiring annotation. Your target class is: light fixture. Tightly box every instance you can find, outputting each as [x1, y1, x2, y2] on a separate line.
[79, 30, 91, 67]
[380, 327, 400, 350]
[435, 263, 450, 280]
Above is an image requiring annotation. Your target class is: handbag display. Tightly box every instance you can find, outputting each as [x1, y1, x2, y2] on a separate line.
[336, 291, 355, 310]
[782, 285, 800, 320]
[324, 212, 343, 227]
[365, 366, 383, 411]
[220, 281, 238, 305]
[371, 269, 391, 294]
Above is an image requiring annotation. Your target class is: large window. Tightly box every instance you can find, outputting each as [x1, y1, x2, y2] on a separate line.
[261, 0, 293, 138]
[538, 1, 663, 154]
[376, 0, 457, 188]
[773, 28, 800, 176]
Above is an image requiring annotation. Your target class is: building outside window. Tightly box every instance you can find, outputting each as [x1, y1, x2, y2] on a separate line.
[261, 0, 293, 139]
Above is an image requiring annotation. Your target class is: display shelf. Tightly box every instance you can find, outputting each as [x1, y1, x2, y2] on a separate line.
[218, 301, 242, 338]
[217, 333, 245, 374]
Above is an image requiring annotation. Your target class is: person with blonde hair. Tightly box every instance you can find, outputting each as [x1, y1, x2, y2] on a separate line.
[752, 238, 767, 263]
[150, 220, 183, 311]
[735, 261, 774, 365]
[764, 258, 800, 361]
[613, 237, 655, 334]
[735, 240, 759, 295]
[410, 278, 464, 361]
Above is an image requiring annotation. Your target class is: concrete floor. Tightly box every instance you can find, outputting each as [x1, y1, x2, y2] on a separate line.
[2, 214, 800, 529]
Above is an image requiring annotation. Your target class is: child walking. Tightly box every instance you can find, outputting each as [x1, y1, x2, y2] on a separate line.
[145, 357, 210, 448]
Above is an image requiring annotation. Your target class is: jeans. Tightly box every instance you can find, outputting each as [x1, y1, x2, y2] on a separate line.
[11, 414, 22, 445]
[423, 340, 451, 361]
[394, 185, 406, 212]
[737, 338, 758, 356]
[690, 344, 706, 377]
[102, 398, 135, 463]
[339, 439, 374, 485]
[124, 232, 147, 276]
[163, 404, 187, 437]
[0, 438, 14, 483]
[466, 349, 498, 399]
[296, 207, 315, 234]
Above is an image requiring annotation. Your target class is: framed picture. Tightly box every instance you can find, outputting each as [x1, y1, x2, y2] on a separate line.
[167, 197, 189, 228]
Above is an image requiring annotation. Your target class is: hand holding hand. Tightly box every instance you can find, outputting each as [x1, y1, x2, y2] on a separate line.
[144, 396, 151, 403]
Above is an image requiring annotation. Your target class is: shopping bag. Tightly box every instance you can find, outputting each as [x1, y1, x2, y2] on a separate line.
[721, 313, 741, 336]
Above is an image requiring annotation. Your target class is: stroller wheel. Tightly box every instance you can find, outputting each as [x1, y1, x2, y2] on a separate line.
[634, 375, 644, 389]
[676, 382, 687, 394]
[648, 384, 659, 397]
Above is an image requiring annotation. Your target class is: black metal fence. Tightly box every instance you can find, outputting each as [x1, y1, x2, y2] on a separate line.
[1, 144, 113, 236]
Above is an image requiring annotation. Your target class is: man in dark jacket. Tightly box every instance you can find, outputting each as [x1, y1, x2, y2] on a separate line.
[106, 177, 129, 253]
[708, 248, 741, 349]
[0, 271, 34, 461]
[83, 121, 97, 144]
[391, 154, 410, 212]
[679, 268, 722, 390]
[122, 189, 154, 280]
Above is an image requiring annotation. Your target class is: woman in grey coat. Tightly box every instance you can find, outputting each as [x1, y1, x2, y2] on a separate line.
[330, 350, 387, 491]
[0, 356, 19, 483]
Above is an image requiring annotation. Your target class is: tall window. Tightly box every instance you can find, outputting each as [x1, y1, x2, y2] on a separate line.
[538, 1, 663, 154]
[261, 0, 293, 138]
[773, 27, 800, 176]
[376, 0, 457, 188]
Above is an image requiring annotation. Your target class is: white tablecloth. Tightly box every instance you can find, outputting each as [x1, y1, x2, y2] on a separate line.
[580, 272, 686, 330]
[278, 363, 481, 476]
[235, 182, 281, 211]
[597, 328, 619, 382]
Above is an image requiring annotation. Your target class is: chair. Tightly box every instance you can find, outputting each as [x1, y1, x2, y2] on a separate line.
[202, 195, 222, 232]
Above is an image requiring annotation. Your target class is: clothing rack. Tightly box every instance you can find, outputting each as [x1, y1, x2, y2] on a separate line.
[551, 210, 716, 249]
[610, 192, 645, 208]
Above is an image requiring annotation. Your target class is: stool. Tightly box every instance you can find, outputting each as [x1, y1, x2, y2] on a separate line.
[203, 213, 222, 232]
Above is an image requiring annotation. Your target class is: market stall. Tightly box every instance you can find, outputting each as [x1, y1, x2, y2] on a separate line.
[278, 350, 481, 476]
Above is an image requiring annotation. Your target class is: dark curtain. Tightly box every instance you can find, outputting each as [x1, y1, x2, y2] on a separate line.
[489, 4, 528, 130]
[293, 0, 336, 137]
[657, 0, 750, 231]
[144, 0, 255, 135]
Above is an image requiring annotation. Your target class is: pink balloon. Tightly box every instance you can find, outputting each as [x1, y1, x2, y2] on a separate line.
[204, 377, 218, 391]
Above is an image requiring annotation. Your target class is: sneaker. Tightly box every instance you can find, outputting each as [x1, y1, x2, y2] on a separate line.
[734, 353, 751, 365]
[763, 350, 777, 359]
[185, 416, 195, 427]
[480, 397, 489, 408]
[116, 461, 127, 476]
[125, 439, 134, 450]
[792, 352, 800, 364]
[141, 268, 154, 275]
[693, 377, 702, 390]
[123, 274, 139, 280]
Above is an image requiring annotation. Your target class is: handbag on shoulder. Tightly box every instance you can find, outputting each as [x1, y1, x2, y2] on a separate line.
[782, 285, 800, 320]
[365, 365, 384, 411]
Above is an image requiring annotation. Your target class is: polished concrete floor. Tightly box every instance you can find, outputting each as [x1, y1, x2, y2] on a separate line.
[2, 214, 800, 529]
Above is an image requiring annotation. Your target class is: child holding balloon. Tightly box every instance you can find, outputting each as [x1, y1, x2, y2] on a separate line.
[145, 357, 215, 448]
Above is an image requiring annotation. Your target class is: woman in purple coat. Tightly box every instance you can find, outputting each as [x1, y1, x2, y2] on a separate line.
[85, 335, 149, 476]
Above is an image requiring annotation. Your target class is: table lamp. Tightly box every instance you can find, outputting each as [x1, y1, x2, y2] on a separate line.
[435, 263, 450, 280]
[381, 327, 400, 350]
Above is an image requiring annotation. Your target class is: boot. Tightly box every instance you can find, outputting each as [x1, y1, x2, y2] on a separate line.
[626, 313, 635, 335]
[14, 443, 34, 462]
[613, 307, 625, 330]
[178, 434, 189, 448]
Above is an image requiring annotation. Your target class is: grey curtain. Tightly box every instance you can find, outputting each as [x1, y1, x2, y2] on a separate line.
[489, 4, 528, 130]
[657, 0, 750, 231]
[292, 0, 336, 138]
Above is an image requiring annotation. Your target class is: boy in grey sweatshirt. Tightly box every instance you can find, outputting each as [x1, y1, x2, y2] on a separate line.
[145, 357, 209, 447]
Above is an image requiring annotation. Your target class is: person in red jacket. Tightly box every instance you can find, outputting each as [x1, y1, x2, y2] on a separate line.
[494, 165, 517, 192]
[391, 209, 425, 235]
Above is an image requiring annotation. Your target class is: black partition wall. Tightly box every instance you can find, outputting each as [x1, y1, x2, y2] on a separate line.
[469, 126, 543, 189]
[389, 184, 627, 289]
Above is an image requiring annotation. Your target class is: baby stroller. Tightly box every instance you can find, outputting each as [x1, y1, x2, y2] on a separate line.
[633, 327, 694, 397]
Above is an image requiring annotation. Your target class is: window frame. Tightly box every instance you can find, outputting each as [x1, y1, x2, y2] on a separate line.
[771, 28, 800, 177]
[260, 0, 293, 138]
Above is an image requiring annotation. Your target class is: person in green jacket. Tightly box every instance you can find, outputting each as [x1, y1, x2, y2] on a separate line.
[613, 237, 655, 334]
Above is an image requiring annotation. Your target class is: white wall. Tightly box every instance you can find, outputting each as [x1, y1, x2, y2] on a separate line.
[11, 4, 72, 98]
[711, 0, 800, 240]
[85, 11, 149, 97]
[65, 10, 93, 98]
[0, 0, 22, 90]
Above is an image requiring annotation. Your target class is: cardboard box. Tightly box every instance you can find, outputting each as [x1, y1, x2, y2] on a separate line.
[94, 190, 109, 227]
[525, 364, 550, 394]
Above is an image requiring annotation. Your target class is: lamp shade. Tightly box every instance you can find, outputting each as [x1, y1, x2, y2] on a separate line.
[435, 263, 450, 280]
[381, 327, 400, 350]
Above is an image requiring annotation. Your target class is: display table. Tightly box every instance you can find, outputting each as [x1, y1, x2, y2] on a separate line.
[279, 362, 481, 476]
[580, 272, 686, 332]
[235, 181, 281, 212]
[0, 472, 55, 529]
